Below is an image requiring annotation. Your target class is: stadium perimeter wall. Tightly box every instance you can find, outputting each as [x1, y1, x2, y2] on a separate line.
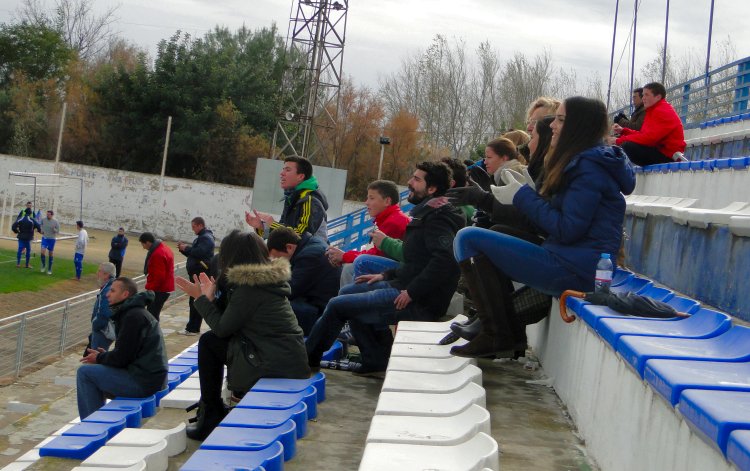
[0, 154, 363, 242]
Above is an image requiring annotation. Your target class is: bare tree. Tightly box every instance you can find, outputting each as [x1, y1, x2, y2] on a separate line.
[19, 0, 119, 62]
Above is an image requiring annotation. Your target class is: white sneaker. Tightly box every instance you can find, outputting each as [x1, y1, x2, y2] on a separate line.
[178, 329, 198, 336]
[47, 271, 52, 275]
[40, 267, 46, 273]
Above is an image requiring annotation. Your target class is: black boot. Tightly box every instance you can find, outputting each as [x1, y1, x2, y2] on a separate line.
[186, 399, 228, 441]
[450, 257, 525, 358]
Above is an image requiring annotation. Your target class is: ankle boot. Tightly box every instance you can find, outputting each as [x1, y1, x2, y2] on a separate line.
[450, 256, 524, 358]
[451, 310, 479, 329]
[186, 399, 228, 441]
[450, 317, 483, 340]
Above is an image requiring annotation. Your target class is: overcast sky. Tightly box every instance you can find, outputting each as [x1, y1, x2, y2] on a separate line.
[1, 0, 749, 91]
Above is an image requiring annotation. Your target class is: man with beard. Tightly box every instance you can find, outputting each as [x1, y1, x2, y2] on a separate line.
[305, 161, 465, 377]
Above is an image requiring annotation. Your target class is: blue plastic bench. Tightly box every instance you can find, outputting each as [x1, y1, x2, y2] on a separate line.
[617, 326, 750, 377]
[252, 372, 326, 403]
[98, 401, 142, 427]
[637, 285, 674, 302]
[235, 386, 318, 420]
[644, 359, 750, 405]
[106, 397, 156, 418]
[39, 432, 108, 460]
[728, 430, 750, 471]
[169, 358, 199, 373]
[62, 421, 124, 440]
[612, 268, 634, 287]
[221, 402, 308, 439]
[201, 421, 297, 461]
[665, 296, 700, 314]
[610, 277, 653, 295]
[597, 308, 731, 349]
[679, 389, 750, 455]
[180, 442, 284, 471]
[168, 365, 193, 382]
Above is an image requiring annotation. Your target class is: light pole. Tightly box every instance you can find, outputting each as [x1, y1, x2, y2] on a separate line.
[378, 136, 391, 180]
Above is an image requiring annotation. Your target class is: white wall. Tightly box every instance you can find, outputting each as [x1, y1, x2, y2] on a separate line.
[0, 154, 363, 242]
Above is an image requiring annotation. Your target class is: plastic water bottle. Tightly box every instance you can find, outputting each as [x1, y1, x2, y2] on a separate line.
[595, 253, 613, 293]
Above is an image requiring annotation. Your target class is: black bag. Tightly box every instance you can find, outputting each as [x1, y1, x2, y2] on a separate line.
[512, 286, 552, 325]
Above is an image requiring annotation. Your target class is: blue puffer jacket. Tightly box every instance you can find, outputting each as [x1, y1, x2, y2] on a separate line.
[513, 145, 636, 283]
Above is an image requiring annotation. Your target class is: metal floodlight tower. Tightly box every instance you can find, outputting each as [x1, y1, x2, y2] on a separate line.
[271, 0, 348, 165]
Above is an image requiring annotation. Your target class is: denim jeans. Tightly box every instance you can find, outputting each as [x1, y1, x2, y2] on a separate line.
[74, 253, 84, 279]
[290, 299, 321, 336]
[77, 364, 149, 419]
[89, 331, 113, 351]
[353, 255, 400, 278]
[453, 226, 590, 296]
[305, 281, 411, 368]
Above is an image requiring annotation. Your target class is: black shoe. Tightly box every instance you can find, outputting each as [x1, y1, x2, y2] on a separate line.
[186, 400, 228, 441]
[350, 362, 386, 379]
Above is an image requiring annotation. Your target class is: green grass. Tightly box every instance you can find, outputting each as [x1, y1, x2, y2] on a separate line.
[0, 248, 98, 294]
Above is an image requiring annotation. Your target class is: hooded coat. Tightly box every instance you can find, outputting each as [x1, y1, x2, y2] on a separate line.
[194, 258, 310, 393]
[513, 145, 636, 282]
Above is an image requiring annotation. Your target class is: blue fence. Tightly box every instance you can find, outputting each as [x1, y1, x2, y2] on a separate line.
[612, 56, 750, 129]
[328, 190, 412, 251]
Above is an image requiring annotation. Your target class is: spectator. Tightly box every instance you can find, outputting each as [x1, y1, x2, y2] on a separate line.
[501, 129, 531, 163]
[108, 227, 129, 278]
[175, 230, 310, 440]
[11, 208, 40, 268]
[16, 201, 32, 221]
[305, 161, 465, 377]
[612, 82, 686, 166]
[177, 217, 215, 336]
[245, 156, 329, 241]
[77, 277, 167, 419]
[39, 210, 60, 275]
[267, 227, 341, 335]
[440, 158, 475, 226]
[613, 87, 646, 131]
[325, 180, 409, 285]
[85, 262, 117, 353]
[74, 221, 88, 281]
[138, 232, 174, 321]
[526, 115, 556, 183]
[451, 96, 635, 358]
[525, 96, 561, 133]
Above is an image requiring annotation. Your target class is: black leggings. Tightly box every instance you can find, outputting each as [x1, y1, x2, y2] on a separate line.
[197, 331, 229, 408]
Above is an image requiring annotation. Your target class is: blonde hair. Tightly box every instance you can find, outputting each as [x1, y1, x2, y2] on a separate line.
[525, 97, 561, 120]
[501, 129, 530, 147]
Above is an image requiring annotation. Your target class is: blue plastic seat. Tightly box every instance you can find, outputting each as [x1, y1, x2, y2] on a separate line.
[666, 296, 700, 314]
[689, 160, 706, 171]
[728, 430, 750, 471]
[178, 351, 199, 360]
[678, 161, 691, 171]
[82, 410, 132, 427]
[679, 389, 750, 455]
[201, 421, 297, 461]
[321, 340, 343, 361]
[167, 372, 182, 390]
[39, 432, 108, 460]
[252, 372, 326, 403]
[597, 308, 732, 349]
[154, 386, 170, 406]
[168, 365, 193, 382]
[169, 358, 198, 373]
[610, 277, 653, 295]
[108, 396, 156, 418]
[62, 421, 125, 439]
[644, 359, 750, 405]
[715, 158, 733, 170]
[99, 401, 142, 427]
[638, 285, 674, 302]
[611, 268, 634, 287]
[235, 386, 318, 419]
[731, 157, 750, 169]
[617, 326, 750, 377]
[222, 401, 308, 439]
[181, 442, 284, 471]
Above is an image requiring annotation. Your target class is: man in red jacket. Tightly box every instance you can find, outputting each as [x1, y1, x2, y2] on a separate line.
[325, 180, 410, 286]
[138, 232, 175, 321]
[611, 81, 686, 166]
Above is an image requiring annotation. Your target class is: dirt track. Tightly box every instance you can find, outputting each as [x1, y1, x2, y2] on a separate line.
[0, 225, 183, 318]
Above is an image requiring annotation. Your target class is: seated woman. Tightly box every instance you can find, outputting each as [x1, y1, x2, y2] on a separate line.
[175, 230, 310, 440]
[525, 115, 555, 184]
[451, 96, 636, 358]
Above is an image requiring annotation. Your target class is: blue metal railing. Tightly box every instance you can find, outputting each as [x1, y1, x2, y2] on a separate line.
[611, 56, 750, 129]
[328, 190, 412, 251]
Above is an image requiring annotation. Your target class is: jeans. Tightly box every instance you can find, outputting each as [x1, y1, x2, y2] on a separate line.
[453, 226, 590, 296]
[74, 253, 84, 279]
[89, 331, 113, 351]
[290, 299, 321, 336]
[185, 296, 203, 333]
[17, 240, 31, 266]
[353, 255, 400, 278]
[77, 364, 149, 419]
[621, 141, 672, 167]
[148, 291, 170, 321]
[306, 281, 412, 368]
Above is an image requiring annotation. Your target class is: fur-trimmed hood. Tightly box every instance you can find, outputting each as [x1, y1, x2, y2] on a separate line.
[226, 257, 291, 289]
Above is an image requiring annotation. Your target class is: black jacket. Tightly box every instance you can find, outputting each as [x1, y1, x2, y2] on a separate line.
[108, 234, 129, 261]
[97, 291, 168, 394]
[270, 188, 329, 242]
[12, 216, 40, 241]
[180, 228, 215, 276]
[289, 233, 341, 311]
[385, 198, 465, 319]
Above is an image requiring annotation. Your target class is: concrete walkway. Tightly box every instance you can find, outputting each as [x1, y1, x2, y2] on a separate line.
[0, 299, 596, 470]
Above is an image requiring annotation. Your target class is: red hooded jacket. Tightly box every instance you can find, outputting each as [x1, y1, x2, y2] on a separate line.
[342, 204, 410, 264]
[616, 98, 685, 159]
[145, 241, 175, 293]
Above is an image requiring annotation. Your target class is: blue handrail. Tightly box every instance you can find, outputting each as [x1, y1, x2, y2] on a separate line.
[327, 190, 412, 251]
